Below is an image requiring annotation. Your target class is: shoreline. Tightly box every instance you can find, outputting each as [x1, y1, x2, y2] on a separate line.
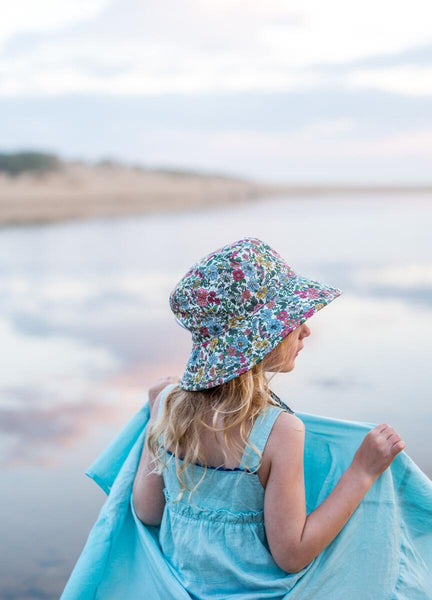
[1, 164, 431, 227]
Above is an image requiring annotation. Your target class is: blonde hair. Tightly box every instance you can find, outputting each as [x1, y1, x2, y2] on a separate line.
[146, 328, 299, 504]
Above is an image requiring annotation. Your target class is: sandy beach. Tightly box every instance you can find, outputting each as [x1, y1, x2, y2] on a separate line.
[1, 162, 431, 226]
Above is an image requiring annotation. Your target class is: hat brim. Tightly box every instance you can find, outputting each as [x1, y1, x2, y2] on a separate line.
[180, 274, 342, 391]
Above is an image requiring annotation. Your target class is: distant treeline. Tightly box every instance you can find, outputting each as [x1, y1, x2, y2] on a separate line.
[94, 158, 232, 179]
[0, 152, 62, 176]
[0, 151, 238, 180]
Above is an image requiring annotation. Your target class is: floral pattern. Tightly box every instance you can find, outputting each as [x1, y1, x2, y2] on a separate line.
[169, 237, 342, 390]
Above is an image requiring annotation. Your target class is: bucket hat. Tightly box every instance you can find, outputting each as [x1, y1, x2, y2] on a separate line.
[169, 237, 342, 391]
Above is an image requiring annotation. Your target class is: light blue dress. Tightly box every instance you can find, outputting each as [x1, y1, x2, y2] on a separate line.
[157, 387, 313, 598]
[60, 382, 432, 599]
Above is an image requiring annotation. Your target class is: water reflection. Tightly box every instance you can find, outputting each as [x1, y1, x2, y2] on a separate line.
[0, 193, 431, 599]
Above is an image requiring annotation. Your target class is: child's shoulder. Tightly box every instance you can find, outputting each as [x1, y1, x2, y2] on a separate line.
[265, 410, 305, 462]
[272, 410, 305, 433]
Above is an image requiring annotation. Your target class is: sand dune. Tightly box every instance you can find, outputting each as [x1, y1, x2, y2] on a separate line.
[0, 162, 430, 226]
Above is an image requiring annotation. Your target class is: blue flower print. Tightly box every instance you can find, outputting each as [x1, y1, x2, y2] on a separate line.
[190, 347, 200, 366]
[260, 308, 273, 322]
[241, 262, 256, 277]
[208, 354, 218, 367]
[233, 335, 248, 352]
[266, 287, 278, 301]
[250, 317, 261, 331]
[179, 297, 189, 310]
[226, 355, 236, 367]
[267, 319, 283, 335]
[287, 297, 301, 308]
[248, 279, 259, 292]
[202, 264, 219, 281]
[207, 321, 224, 336]
[280, 273, 291, 286]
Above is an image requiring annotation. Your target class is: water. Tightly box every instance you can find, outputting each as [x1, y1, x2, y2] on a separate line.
[1, 193, 431, 599]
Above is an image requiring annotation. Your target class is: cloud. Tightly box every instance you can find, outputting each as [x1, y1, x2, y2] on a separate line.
[0, 87, 430, 182]
[347, 66, 432, 96]
[1, 0, 432, 97]
[0, 359, 184, 467]
[1, 1, 431, 184]
[0, 0, 109, 49]
[356, 264, 432, 287]
[0, 317, 119, 389]
[0, 385, 129, 467]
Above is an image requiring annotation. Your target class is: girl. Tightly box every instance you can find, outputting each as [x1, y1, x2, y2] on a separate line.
[132, 236, 405, 598]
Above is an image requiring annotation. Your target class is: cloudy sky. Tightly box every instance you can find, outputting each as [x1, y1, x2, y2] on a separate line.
[1, 0, 431, 183]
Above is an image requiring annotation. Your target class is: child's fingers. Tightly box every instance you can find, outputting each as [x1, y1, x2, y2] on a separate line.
[391, 440, 406, 454]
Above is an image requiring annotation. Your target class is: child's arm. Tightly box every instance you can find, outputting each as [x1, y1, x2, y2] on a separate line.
[132, 393, 166, 526]
[264, 413, 405, 573]
[133, 377, 179, 525]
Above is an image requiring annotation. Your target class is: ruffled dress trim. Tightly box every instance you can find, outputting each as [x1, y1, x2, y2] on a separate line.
[163, 488, 265, 524]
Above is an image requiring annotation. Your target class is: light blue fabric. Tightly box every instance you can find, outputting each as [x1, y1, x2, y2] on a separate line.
[60, 383, 432, 599]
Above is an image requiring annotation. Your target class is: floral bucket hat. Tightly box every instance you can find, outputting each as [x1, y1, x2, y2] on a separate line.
[169, 237, 342, 391]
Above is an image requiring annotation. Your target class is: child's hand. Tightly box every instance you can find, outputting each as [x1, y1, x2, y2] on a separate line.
[350, 423, 406, 484]
[148, 376, 180, 411]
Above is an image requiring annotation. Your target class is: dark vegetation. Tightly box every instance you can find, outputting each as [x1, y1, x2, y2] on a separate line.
[0, 150, 241, 181]
[0, 151, 63, 176]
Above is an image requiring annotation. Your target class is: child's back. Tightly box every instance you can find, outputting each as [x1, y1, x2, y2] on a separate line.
[154, 383, 309, 600]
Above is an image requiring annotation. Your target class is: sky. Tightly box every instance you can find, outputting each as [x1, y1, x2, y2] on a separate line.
[1, 0, 431, 184]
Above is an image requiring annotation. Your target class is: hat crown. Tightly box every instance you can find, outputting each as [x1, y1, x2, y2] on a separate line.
[169, 236, 342, 390]
[169, 237, 297, 341]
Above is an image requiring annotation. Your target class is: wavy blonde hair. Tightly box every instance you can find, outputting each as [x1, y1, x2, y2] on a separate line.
[146, 328, 299, 504]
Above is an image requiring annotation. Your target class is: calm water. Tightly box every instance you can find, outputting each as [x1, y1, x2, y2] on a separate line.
[1, 193, 431, 599]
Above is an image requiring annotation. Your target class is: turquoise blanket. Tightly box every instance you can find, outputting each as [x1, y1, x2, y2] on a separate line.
[60, 399, 432, 599]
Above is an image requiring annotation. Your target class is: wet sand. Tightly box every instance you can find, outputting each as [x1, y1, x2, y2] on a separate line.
[1, 163, 431, 226]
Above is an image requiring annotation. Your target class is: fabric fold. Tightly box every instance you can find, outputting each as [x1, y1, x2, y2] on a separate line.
[60, 397, 432, 600]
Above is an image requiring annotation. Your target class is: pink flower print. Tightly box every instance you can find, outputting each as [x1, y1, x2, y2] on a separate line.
[227, 345, 236, 356]
[306, 288, 321, 299]
[207, 291, 221, 305]
[253, 303, 264, 314]
[277, 310, 288, 321]
[304, 308, 314, 319]
[239, 354, 247, 364]
[244, 328, 251, 335]
[229, 251, 241, 266]
[199, 326, 210, 336]
[287, 318, 301, 328]
[233, 269, 245, 281]
[267, 300, 275, 309]
[294, 289, 308, 298]
[242, 289, 251, 301]
[196, 288, 209, 306]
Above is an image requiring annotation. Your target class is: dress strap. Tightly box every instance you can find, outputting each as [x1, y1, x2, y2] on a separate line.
[269, 389, 295, 414]
[239, 405, 285, 472]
